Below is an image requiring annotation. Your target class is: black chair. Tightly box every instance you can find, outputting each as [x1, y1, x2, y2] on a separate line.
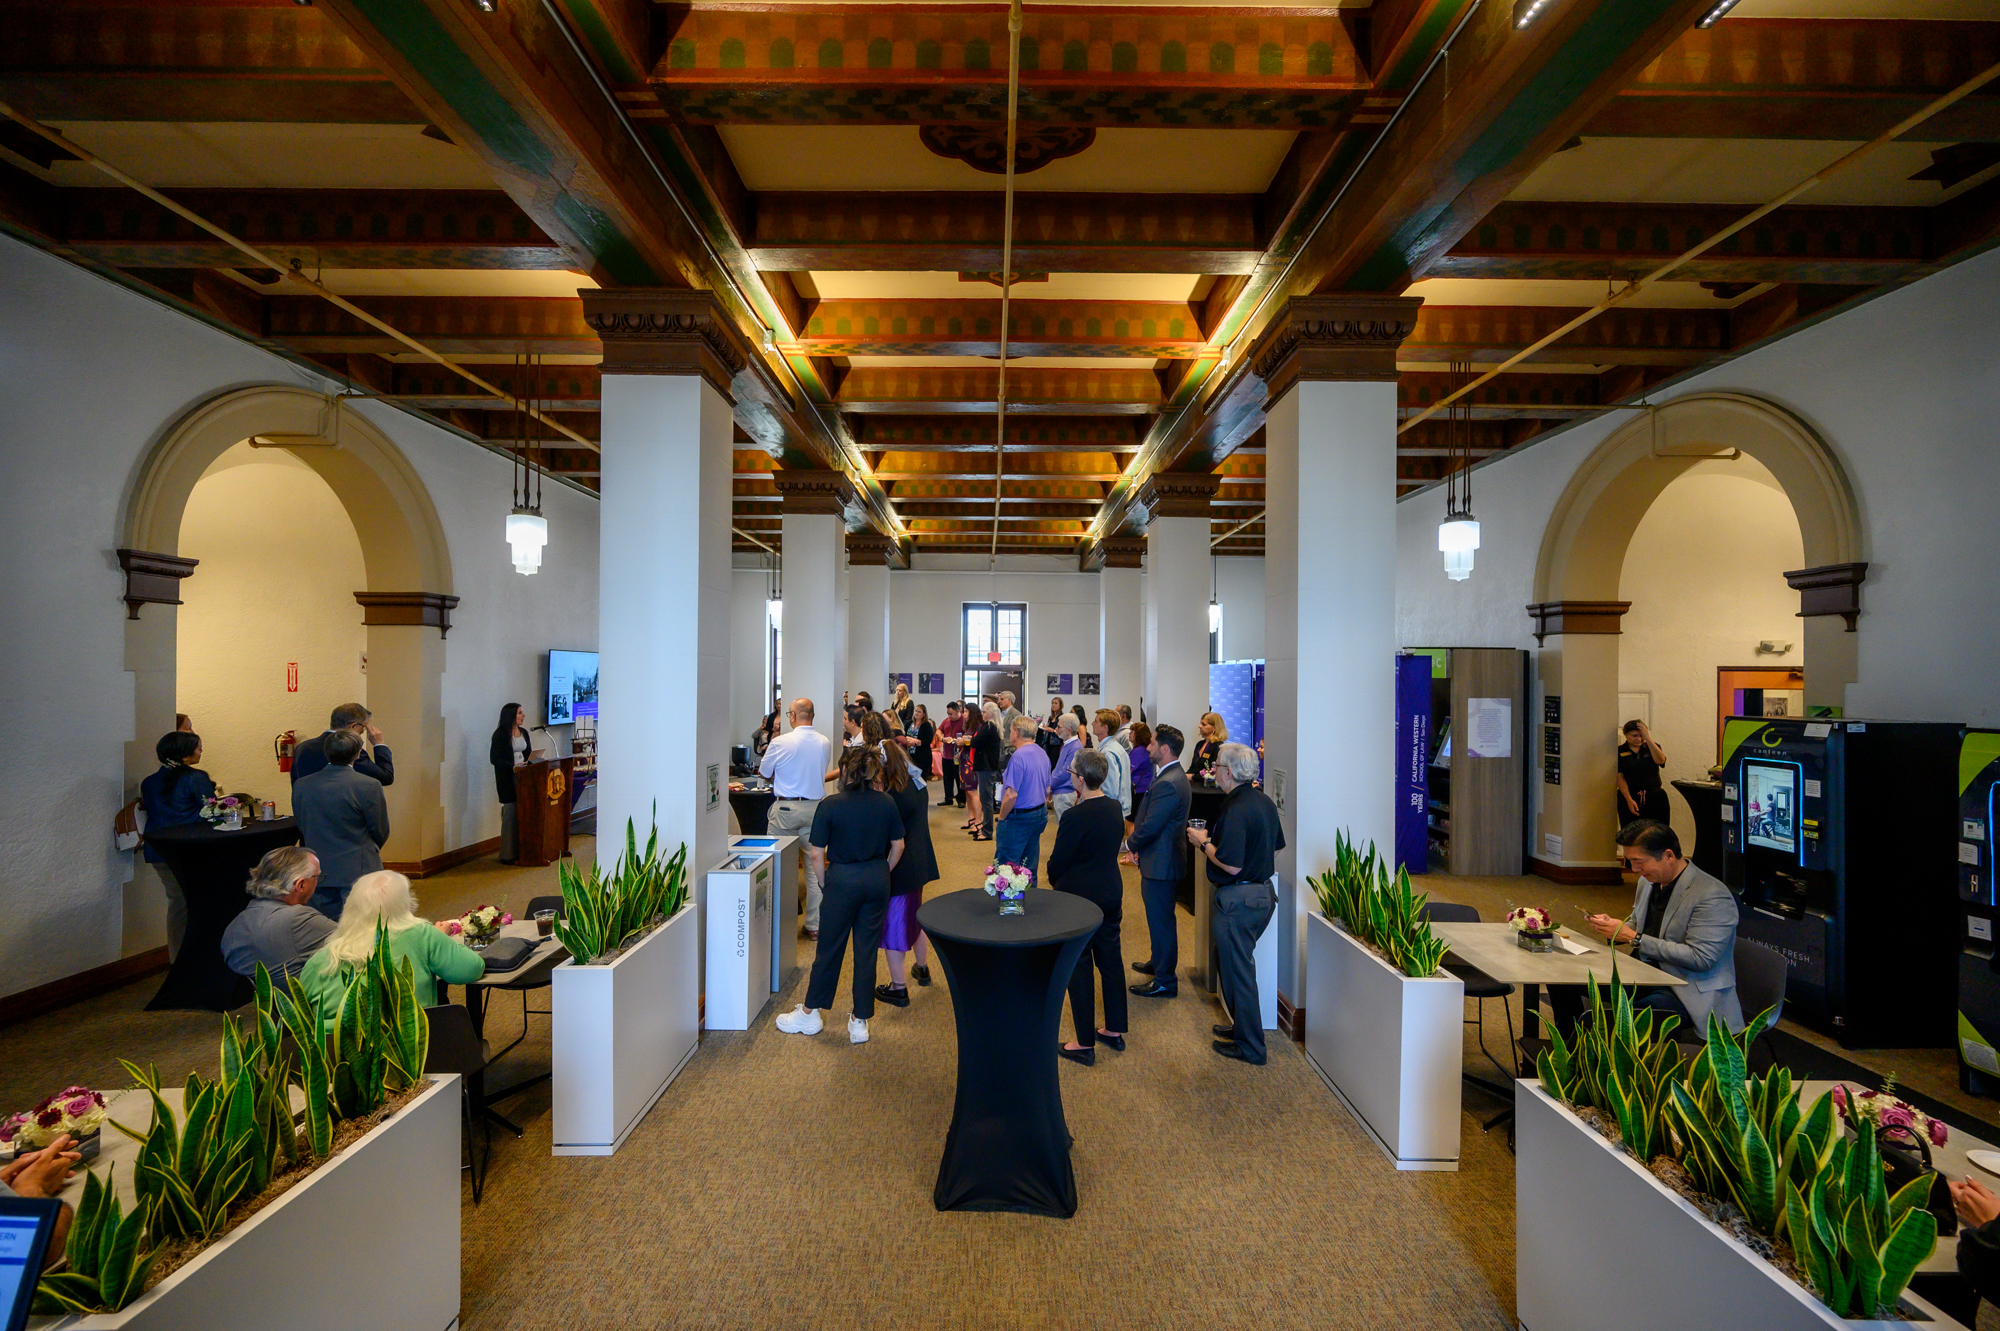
[424, 1004, 495, 1203]
[1422, 902, 1519, 1134]
[1673, 936, 1789, 1071]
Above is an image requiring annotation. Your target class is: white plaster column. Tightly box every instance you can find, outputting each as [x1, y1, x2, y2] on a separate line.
[1258, 296, 1421, 1009]
[846, 532, 894, 707]
[586, 292, 741, 887]
[1139, 473, 1220, 736]
[1097, 538, 1144, 717]
[773, 471, 854, 746]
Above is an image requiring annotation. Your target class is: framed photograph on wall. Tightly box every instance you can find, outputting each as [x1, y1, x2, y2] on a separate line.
[1078, 673, 1100, 696]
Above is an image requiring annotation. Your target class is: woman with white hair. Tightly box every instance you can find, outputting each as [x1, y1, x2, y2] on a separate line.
[297, 869, 485, 1028]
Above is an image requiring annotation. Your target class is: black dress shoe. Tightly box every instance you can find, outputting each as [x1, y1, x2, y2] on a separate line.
[1212, 1039, 1266, 1065]
[1057, 1044, 1095, 1066]
[1212, 1024, 1238, 1038]
[913, 964, 932, 987]
[874, 984, 910, 1008]
[1129, 980, 1178, 998]
[1131, 959, 1156, 976]
[1096, 1032, 1126, 1052]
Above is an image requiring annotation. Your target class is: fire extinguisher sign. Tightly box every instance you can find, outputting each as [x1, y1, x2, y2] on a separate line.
[286, 663, 299, 693]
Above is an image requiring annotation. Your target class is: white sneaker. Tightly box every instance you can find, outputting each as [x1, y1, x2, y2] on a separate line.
[775, 1005, 823, 1035]
[848, 1014, 870, 1044]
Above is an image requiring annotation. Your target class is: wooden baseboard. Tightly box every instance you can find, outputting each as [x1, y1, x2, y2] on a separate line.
[1527, 856, 1626, 886]
[1276, 989, 1304, 1042]
[385, 836, 501, 879]
[1, 947, 170, 1029]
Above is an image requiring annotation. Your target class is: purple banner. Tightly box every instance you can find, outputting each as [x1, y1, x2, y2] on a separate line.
[1394, 653, 1431, 874]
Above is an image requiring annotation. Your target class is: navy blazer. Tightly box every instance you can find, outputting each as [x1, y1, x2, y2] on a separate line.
[290, 731, 394, 787]
[1126, 761, 1191, 882]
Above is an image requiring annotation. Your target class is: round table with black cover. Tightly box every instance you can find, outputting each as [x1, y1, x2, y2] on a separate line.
[142, 818, 301, 1011]
[918, 886, 1102, 1218]
[728, 787, 776, 835]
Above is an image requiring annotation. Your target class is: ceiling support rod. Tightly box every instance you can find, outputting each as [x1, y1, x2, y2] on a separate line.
[988, 0, 1026, 567]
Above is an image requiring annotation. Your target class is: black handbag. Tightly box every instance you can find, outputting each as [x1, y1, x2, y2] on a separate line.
[1878, 1127, 1957, 1237]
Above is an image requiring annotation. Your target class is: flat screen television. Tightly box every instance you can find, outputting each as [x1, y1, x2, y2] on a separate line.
[547, 649, 599, 726]
[1742, 758, 1801, 858]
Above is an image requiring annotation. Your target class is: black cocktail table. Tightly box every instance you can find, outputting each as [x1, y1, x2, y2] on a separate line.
[917, 887, 1102, 1218]
[144, 818, 300, 1011]
[728, 788, 776, 835]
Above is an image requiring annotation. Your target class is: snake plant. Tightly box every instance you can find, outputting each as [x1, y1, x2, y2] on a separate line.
[30, 1168, 158, 1316]
[1536, 962, 1685, 1162]
[1784, 1120, 1938, 1318]
[1308, 832, 1448, 979]
[554, 815, 690, 965]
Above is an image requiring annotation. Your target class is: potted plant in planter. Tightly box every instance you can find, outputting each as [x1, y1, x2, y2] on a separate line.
[1301, 834, 1462, 1171]
[1520, 966, 1956, 1329]
[32, 934, 460, 1329]
[550, 818, 696, 1156]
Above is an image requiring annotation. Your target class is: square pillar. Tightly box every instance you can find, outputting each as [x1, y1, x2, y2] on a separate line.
[846, 532, 895, 708]
[1527, 601, 1631, 879]
[1254, 296, 1421, 1009]
[1096, 536, 1144, 717]
[584, 291, 745, 887]
[1138, 473, 1221, 736]
[772, 470, 856, 746]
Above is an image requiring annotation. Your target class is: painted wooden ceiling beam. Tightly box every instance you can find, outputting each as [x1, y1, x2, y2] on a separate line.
[853, 415, 1145, 451]
[799, 298, 1202, 358]
[837, 365, 1161, 414]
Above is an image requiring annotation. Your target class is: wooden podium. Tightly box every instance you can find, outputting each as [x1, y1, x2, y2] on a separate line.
[514, 756, 577, 868]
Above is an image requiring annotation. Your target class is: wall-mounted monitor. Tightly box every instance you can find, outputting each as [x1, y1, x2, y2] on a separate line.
[1742, 758, 1801, 858]
[547, 649, 599, 726]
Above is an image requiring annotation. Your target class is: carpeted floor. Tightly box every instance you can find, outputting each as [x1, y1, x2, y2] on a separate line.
[8, 806, 1999, 1329]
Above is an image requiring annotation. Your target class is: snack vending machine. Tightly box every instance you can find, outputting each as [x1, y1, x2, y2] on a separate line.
[1956, 728, 2000, 1094]
[1720, 717, 1959, 1049]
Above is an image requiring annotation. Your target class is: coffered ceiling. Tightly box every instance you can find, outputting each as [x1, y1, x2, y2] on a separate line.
[2, 0, 1996, 560]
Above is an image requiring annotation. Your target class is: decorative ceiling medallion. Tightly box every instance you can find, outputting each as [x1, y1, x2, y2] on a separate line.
[919, 124, 1095, 175]
[958, 271, 1049, 288]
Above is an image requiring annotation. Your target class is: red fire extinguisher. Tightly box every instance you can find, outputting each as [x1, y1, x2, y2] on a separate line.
[275, 730, 297, 773]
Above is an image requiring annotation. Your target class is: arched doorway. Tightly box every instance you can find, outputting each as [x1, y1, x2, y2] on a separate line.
[1531, 392, 1863, 875]
[122, 386, 454, 896]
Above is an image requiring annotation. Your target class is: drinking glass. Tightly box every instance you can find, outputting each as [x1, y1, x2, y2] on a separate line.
[533, 909, 557, 938]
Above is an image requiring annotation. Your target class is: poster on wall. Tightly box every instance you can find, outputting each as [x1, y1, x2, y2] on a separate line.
[893, 672, 913, 692]
[1466, 697, 1512, 759]
[1045, 673, 1074, 694]
[1394, 654, 1430, 873]
[917, 673, 944, 695]
[1078, 673, 1100, 696]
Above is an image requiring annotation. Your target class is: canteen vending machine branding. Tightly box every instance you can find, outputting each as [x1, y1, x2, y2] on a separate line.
[1957, 728, 2000, 1094]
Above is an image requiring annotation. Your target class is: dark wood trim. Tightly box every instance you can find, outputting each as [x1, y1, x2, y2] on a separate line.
[579, 290, 750, 401]
[1527, 856, 1626, 886]
[117, 548, 198, 619]
[1276, 989, 1305, 1043]
[1784, 561, 1867, 631]
[773, 468, 857, 517]
[384, 835, 501, 879]
[1137, 470, 1222, 520]
[0, 947, 170, 1029]
[354, 591, 461, 638]
[1526, 599, 1632, 646]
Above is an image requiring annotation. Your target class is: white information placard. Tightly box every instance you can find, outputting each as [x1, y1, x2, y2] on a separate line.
[1466, 697, 1512, 758]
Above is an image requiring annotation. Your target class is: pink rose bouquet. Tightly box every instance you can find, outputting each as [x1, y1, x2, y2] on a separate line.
[1833, 1075, 1947, 1148]
[1, 1085, 108, 1153]
[1506, 906, 1554, 934]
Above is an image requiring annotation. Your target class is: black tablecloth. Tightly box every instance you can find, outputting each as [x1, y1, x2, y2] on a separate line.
[918, 887, 1102, 1218]
[144, 818, 301, 1011]
[729, 789, 776, 835]
[1175, 784, 1227, 913]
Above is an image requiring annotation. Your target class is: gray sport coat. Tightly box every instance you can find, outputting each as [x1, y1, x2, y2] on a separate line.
[1622, 861, 1743, 1035]
[292, 765, 390, 888]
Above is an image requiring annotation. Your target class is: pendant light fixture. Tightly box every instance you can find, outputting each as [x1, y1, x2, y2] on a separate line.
[1437, 359, 1480, 582]
[1208, 553, 1222, 634]
[506, 349, 548, 576]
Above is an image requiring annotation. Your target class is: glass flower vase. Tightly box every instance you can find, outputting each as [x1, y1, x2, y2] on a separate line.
[999, 893, 1025, 916]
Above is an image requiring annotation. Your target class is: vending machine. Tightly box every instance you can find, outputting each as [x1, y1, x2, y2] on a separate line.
[1720, 717, 1959, 1049]
[1956, 728, 2000, 1094]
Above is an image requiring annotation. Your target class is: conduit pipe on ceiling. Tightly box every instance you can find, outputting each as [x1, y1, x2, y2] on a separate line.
[988, 0, 1026, 567]
[0, 102, 600, 454]
[1211, 509, 1266, 547]
[1397, 55, 2000, 434]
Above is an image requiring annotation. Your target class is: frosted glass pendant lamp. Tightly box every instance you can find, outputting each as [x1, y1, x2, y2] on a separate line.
[506, 508, 548, 576]
[1438, 514, 1480, 582]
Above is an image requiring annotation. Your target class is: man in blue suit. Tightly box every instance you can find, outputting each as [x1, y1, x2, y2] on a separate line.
[1127, 724, 1191, 998]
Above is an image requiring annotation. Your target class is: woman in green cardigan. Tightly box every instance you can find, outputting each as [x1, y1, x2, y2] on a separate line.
[299, 870, 486, 1027]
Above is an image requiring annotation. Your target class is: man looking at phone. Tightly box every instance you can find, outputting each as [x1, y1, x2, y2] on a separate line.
[1553, 820, 1742, 1037]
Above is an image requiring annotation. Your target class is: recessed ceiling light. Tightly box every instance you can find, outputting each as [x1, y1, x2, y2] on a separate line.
[1512, 0, 1555, 29]
[472, 0, 496, 10]
[1696, 0, 1741, 26]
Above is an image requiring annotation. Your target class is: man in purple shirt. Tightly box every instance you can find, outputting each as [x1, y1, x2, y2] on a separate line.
[1048, 714, 1083, 821]
[995, 715, 1054, 881]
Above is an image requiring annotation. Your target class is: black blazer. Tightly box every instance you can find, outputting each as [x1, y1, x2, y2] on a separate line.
[888, 779, 939, 896]
[1187, 739, 1221, 783]
[1046, 795, 1125, 906]
[489, 728, 526, 803]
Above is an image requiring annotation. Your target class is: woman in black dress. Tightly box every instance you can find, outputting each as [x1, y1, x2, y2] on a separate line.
[775, 747, 905, 1045]
[1616, 719, 1669, 830]
[874, 743, 939, 1008]
[1048, 748, 1128, 1065]
[969, 702, 1004, 843]
[487, 703, 529, 864]
[1187, 711, 1226, 783]
[907, 703, 936, 779]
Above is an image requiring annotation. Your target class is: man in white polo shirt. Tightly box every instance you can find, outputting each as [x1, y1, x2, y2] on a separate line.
[759, 698, 835, 940]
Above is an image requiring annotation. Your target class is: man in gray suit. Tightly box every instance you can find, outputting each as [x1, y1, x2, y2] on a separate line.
[291, 730, 390, 920]
[1576, 819, 1743, 1035]
[1127, 723, 1192, 998]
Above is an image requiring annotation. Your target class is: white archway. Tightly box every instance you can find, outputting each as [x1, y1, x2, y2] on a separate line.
[122, 386, 454, 872]
[1530, 392, 1864, 874]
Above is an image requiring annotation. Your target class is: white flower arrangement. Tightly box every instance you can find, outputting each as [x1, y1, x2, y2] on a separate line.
[983, 861, 1032, 900]
[438, 903, 512, 945]
[1, 1086, 108, 1154]
[1506, 905, 1554, 934]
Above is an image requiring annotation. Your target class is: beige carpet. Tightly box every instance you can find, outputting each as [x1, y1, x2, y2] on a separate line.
[9, 809, 1996, 1328]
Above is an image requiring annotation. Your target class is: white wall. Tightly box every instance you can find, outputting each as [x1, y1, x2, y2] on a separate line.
[1215, 555, 1266, 661]
[1398, 247, 2000, 735]
[177, 445, 368, 815]
[1616, 461, 1805, 832]
[887, 556, 1106, 713]
[0, 233, 597, 997]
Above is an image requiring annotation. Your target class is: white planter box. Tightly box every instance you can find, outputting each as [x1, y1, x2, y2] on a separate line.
[1302, 911, 1463, 1171]
[48, 1075, 460, 1331]
[551, 902, 700, 1156]
[1516, 1081, 1965, 1331]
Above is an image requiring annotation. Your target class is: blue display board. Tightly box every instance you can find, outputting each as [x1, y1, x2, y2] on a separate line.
[1394, 654, 1432, 874]
[1207, 660, 1264, 772]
